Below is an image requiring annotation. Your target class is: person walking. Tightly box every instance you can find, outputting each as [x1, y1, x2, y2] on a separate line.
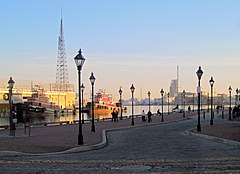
[141, 110, 146, 122]
[147, 111, 152, 122]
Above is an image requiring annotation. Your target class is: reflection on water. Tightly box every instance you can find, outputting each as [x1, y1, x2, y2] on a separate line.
[0, 105, 207, 126]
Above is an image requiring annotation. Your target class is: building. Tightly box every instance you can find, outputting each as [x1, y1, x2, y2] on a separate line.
[169, 79, 178, 98]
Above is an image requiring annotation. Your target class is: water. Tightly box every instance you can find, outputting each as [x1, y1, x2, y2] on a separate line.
[0, 104, 207, 126]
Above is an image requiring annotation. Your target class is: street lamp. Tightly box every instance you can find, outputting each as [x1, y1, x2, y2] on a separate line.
[209, 76, 214, 125]
[89, 72, 96, 132]
[148, 91, 151, 112]
[236, 88, 239, 106]
[74, 49, 85, 145]
[182, 90, 186, 118]
[81, 83, 85, 124]
[130, 84, 135, 126]
[207, 93, 210, 113]
[160, 88, 164, 122]
[228, 86, 232, 120]
[196, 66, 203, 132]
[167, 92, 170, 115]
[119, 87, 123, 120]
[8, 77, 15, 136]
[192, 93, 194, 112]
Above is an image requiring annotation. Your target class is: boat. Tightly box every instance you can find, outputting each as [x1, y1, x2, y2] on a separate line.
[24, 91, 60, 113]
[86, 89, 126, 114]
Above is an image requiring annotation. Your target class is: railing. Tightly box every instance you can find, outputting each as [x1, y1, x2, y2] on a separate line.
[0, 112, 177, 130]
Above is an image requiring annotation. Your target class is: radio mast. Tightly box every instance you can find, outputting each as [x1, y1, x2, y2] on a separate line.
[56, 13, 69, 91]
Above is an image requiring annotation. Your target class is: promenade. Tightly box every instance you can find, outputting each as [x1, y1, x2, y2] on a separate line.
[0, 110, 239, 155]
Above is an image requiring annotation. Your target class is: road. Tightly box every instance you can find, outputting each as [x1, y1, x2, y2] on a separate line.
[0, 116, 239, 173]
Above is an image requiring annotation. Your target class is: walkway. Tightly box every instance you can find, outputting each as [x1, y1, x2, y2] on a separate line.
[0, 110, 239, 155]
[0, 111, 239, 173]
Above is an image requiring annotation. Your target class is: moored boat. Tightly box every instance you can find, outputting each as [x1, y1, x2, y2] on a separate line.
[86, 89, 126, 114]
[24, 92, 60, 113]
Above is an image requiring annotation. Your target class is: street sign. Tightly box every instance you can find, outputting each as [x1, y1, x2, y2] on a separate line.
[197, 87, 201, 93]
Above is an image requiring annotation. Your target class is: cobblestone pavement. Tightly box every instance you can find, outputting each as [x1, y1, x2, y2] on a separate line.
[0, 115, 239, 173]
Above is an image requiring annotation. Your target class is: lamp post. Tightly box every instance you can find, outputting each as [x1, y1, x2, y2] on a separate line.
[130, 84, 135, 126]
[74, 49, 85, 145]
[8, 77, 15, 136]
[209, 76, 214, 125]
[160, 88, 164, 122]
[192, 93, 194, 112]
[167, 92, 170, 115]
[207, 93, 210, 113]
[228, 86, 232, 120]
[236, 88, 239, 106]
[196, 66, 203, 132]
[236, 88, 239, 116]
[89, 72, 96, 132]
[148, 91, 151, 112]
[182, 90, 186, 117]
[81, 83, 85, 124]
[119, 87, 123, 120]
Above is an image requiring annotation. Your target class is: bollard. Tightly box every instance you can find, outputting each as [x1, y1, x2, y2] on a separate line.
[29, 124, 31, 137]
[24, 123, 27, 135]
[222, 110, 224, 119]
[203, 111, 205, 119]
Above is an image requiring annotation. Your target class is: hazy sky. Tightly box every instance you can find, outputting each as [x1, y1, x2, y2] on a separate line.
[0, 0, 240, 99]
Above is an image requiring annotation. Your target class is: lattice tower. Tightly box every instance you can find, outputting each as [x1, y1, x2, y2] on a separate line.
[56, 18, 69, 91]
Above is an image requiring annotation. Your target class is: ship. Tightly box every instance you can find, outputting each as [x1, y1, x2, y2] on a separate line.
[86, 89, 126, 115]
[24, 90, 60, 113]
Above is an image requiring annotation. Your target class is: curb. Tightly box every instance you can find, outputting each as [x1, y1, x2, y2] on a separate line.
[183, 129, 240, 147]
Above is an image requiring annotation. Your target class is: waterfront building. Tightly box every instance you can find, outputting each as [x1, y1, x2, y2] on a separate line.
[0, 87, 75, 110]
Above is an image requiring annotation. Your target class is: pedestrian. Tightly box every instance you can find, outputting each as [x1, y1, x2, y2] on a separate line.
[115, 109, 119, 122]
[111, 110, 114, 122]
[188, 106, 191, 112]
[141, 110, 146, 122]
[157, 109, 161, 115]
[147, 111, 152, 122]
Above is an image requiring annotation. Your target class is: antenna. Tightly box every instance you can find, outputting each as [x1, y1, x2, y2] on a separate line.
[177, 65, 179, 95]
[61, 8, 62, 19]
[56, 6, 69, 91]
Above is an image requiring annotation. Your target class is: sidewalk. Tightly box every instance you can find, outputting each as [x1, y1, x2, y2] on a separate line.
[0, 111, 239, 155]
[199, 119, 240, 142]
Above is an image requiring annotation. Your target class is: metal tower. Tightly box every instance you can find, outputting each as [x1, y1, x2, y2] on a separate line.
[56, 17, 69, 91]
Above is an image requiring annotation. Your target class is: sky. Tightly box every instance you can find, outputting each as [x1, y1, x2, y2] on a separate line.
[0, 0, 240, 100]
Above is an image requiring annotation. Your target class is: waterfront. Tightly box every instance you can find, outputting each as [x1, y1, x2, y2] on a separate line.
[0, 104, 209, 126]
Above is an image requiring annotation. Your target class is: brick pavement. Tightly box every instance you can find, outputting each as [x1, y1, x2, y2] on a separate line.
[0, 111, 239, 154]
[201, 123, 240, 142]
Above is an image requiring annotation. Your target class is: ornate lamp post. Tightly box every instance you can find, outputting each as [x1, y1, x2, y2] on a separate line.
[192, 93, 194, 112]
[89, 72, 96, 132]
[167, 92, 170, 115]
[228, 86, 232, 120]
[130, 84, 135, 126]
[207, 93, 210, 113]
[148, 91, 151, 112]
[182, 90, 186, 117]
[119, 87, 123, 120]
[209, 77, 214, 125]
[236, 88, 239, 106]
[81, 83, 85, 124]
[160, 88, 164, 122]
[74, 49, 85, 145]
[8, 77, 15, 136]
[196, 66, 203, 132]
